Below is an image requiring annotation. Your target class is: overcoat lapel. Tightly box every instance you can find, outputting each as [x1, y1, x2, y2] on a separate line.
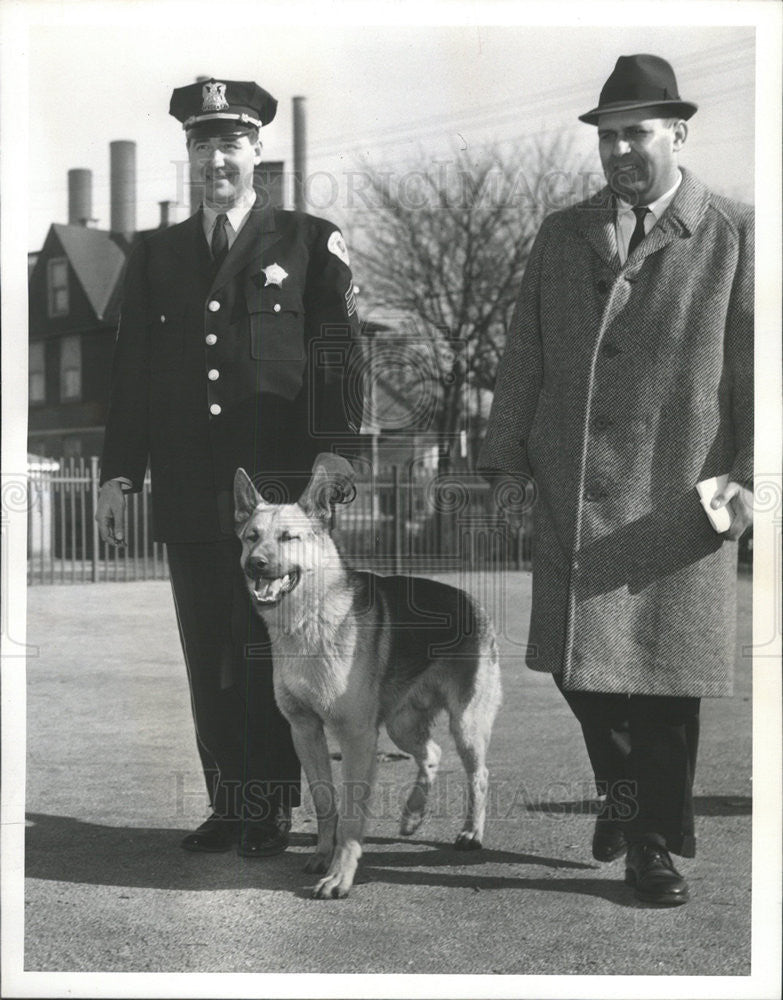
[573, 188, 620, 270]
[630, 168, 711, 265]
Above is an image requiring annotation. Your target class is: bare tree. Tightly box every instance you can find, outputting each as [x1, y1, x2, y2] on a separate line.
[350, 133, 600, 469]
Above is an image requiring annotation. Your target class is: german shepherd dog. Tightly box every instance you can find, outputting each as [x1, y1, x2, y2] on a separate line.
[233, 465, 502, 899]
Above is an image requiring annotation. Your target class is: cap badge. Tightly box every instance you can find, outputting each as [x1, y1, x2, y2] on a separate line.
[202, 81, 229, 112]
[262, 263, 289, 287]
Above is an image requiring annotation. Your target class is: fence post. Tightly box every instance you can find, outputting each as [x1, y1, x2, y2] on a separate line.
[392, 464, 402, 576]
[90, 456, 100, 583]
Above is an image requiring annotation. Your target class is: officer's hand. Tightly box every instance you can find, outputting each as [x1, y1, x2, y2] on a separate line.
[311, 453, 357, 505]
[95, 480, 127, 545]
[711, 481, 753, 541]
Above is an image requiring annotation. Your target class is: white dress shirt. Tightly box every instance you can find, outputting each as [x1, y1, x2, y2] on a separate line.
[615, 171, 682, 264]
[201, 189, 257, 251]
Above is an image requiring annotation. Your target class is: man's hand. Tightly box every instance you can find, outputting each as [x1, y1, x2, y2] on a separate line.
[95, 480, 127, 545]
[711, 481, 753, 541]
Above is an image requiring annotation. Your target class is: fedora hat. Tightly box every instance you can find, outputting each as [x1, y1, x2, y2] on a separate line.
[579, 54, 697, 125]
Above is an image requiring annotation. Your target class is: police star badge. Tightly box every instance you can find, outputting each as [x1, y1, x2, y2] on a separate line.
[262, 263, 289, 287]
[202, 81, 229, 112]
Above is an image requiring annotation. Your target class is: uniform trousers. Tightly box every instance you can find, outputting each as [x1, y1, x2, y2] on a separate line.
[167, 539, 301, 821]
[555, 677, 700, 857]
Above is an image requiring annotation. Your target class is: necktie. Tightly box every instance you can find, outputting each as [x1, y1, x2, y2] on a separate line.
[211, 213, 229, 269]
[627, 206, 650, 256]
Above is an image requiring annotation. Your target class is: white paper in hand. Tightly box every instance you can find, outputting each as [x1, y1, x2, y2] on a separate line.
[696, 475, 731, 533]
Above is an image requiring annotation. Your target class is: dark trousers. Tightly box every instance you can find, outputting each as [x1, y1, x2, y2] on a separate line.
[167, 539, 301, 820]
[555, 677, 700, 857]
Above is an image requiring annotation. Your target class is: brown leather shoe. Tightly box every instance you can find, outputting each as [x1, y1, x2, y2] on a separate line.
[592, 814, 627, 862]
[625, 842, 689, 905]
[237, 809, 291, 858]
[181, 814, 239, 853]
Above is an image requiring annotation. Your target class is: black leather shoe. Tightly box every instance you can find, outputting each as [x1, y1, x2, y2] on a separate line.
[181, 814, 239, 853]
[625, 842, 689, 905]
[592, 814, 627, 862]
[238, 811, 291, 858]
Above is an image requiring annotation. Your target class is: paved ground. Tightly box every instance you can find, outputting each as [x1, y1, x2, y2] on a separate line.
[21, 571, 753, 980]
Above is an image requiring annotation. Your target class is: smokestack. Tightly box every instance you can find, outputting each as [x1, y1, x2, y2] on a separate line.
[68, 169, 93, 225]
[110, 140, 137, 236]
[158, 200, 177, 228]
[293, 96, 306, 212]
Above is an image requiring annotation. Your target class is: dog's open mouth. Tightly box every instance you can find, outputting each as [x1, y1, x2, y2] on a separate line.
[251, 569, 301, 605]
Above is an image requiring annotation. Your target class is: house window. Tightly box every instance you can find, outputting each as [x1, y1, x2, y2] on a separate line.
[60, 335, 82, 401]
[29, 341, 46, 404]
[47, 257, 69, 317]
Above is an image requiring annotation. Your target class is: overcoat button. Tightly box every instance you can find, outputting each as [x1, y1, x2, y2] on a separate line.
[273, 303, 282, 313]
[601, 342, 621, 358]
[160, 314, 166, 323]
[210, 403, 222, 416]
[596, 279, 609, 294]
[208, 369, 220, 381]
[205, 334, 217, 345]
[208, 300, 221, 312]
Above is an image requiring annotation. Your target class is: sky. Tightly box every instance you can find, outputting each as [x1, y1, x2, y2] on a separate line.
[23, 9, 758, 250]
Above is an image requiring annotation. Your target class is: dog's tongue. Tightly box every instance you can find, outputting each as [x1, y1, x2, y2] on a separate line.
[255, 574, 290, 603]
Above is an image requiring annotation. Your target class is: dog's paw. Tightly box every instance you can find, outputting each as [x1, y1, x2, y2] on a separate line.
[399, 810, 425, 836]
[454, 831, 483, 851]
[303, 851, 331, 874]
[311, 870, 354, 899]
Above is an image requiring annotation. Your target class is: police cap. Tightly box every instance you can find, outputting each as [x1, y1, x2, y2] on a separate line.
[169, 78, 278, 137]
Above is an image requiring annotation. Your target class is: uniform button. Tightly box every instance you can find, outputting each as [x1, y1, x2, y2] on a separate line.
[208, 369, 220, 381]
[601, 342, 621, 358]
[273, 303, 281, 313]
[205, 334, 217, 346]
[208, 300, 221, 312]
[596, 279, 609, 294]
[210, 403, 222, 416]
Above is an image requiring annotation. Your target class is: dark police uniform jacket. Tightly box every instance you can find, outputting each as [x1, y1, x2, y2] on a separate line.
[100, 202, 364, 542]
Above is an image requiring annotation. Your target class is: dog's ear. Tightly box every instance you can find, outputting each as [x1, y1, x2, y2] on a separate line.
[233, 468, 263, 528]
[298, 463, 333, 523]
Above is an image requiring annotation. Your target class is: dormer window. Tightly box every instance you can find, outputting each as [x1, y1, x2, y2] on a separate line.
[47, 257, 69, 317]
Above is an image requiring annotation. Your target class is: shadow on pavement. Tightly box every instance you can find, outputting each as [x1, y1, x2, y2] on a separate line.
[27, 814, 630, 903]
[523, 796, 751, 816]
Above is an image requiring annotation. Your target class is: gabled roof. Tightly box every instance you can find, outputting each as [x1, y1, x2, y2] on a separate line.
[51, 224, 127, 322]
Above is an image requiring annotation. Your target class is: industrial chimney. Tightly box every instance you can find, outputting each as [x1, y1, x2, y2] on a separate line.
[110, 140, 137, 236]
[68, 169, 93, 226]
[293, 96, 306, 212]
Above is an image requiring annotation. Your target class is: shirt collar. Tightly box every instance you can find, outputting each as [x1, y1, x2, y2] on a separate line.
[616, 170, 683, 222]
[202, 188, 257, 231]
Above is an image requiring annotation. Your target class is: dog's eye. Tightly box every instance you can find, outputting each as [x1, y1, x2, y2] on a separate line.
[244, 530, 259, 543]
[280, 531, 301, 542]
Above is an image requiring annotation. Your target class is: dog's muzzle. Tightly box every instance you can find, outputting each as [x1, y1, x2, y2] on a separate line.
[247, 566, 301, 605]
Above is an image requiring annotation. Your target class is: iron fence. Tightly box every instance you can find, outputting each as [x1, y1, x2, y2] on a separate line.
[26, 458, 532, 585]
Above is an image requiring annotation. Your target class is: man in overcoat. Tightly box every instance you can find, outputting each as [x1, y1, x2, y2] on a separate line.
[96, 78, 363, 857]
[479, 54, 753, 905]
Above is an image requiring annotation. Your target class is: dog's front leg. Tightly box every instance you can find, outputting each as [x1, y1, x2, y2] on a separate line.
[288, 715, 338, 875]
[312, 726, 378, 900]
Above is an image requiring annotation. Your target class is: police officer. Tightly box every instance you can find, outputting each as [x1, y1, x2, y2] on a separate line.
[96, 78, 363, 857]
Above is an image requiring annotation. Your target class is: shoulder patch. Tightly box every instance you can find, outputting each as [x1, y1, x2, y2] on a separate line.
[327, 230, 350, 267]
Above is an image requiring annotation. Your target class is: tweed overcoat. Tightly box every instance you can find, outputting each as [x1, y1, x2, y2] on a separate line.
[100, 203, 364, 542]
[479, 169, 753, 697]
